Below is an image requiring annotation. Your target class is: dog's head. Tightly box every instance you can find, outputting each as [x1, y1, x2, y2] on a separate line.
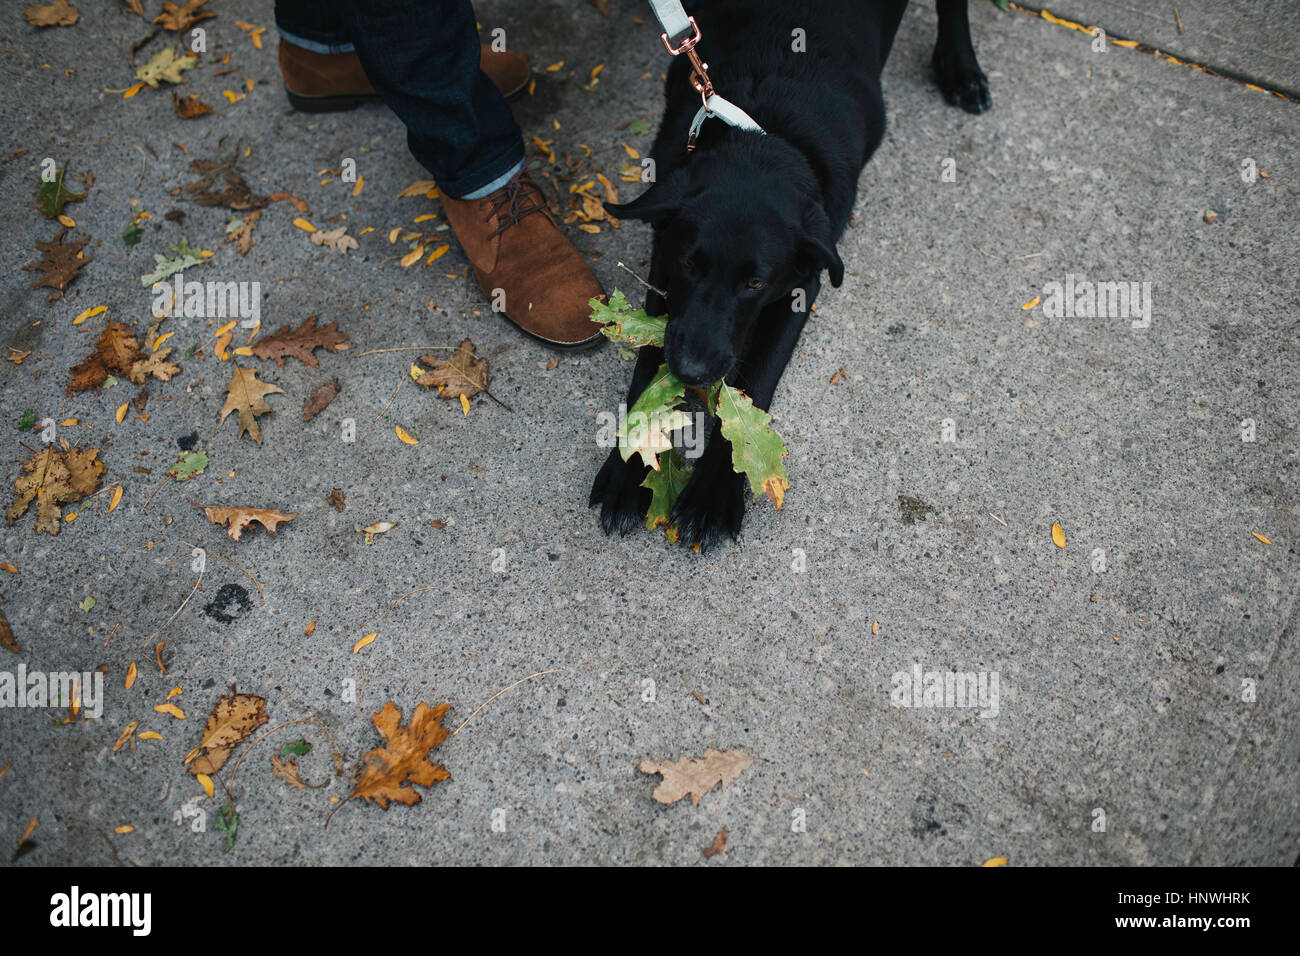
[608, 148, 843, 387]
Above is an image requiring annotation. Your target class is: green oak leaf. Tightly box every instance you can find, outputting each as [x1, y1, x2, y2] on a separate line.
[715, 382, 790, 510]
[16, 410, 36, 431]
[280, 739, 312, 757]
[140, 238, 207, 286]
[166, 449, 207, 482]
[37, 170, 86, 219]
[590, 291, 668, 348]
[79, 596, 95, 612]
[618, 363, 686, 468]
[628, 119, 653, 136]
[135, 48, 197, 88]
[122, 220, 144, 247]
[642, 448, 692, 533]
[215, 805, 237, 852]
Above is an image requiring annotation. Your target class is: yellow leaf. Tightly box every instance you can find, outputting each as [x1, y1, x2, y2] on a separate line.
[60, 418, 78, 426]
[1253, 532, 1272, 545]
[353, 632, 377, 653]
[114, 825, 134, 834]
[215, 330, 232, 361]
[622, 142, 640, 159]
[459, 394, 470, 416]
[166, 686, 182, 699]
[359, 226, 374, 235]
[115, 402, 129, 423]
[125, 661, 137, 689]
[388, 227, 402, 243]
[590, 63, 605, 83]
[352, 175, 364, 197]
[546, 60, 565, 72]
[109, 486, 123, 513]
[196, 773, 214, 797]
[395, 425, 419, 445]
[138, 731, 162, 741]
[74, 305, 107, 325]
[409, 363, 424, 382]
[154, 703, 185, 719]
[425, 244, 449, 264]
[1051, 523, 1066, 548]
[153, 330, 175, 350]
[233, 346, 254, 356]
[1022, 296, 1040, 310]
[982, 856, 1008, 867]
[400, 246, 425, 267]
[222, 90, 245, 104]
[293, 217, 317, 233]
[57, 214, 76, 228]
[578, 223, 600, 234]
[413, 213, 438, 223]
[245, 78, 255, 93]
[122, 83, 144, 99]
[214, 319, 238, 337]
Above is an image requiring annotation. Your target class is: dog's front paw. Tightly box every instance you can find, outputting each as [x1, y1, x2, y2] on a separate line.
[589, 448, 651, 536]
[932, 48, 992, 114]
[671, 458, 746, 553]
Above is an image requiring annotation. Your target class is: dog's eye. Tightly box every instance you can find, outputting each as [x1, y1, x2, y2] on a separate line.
[683, 256, 698, 273]
[746, 277, 767, 290]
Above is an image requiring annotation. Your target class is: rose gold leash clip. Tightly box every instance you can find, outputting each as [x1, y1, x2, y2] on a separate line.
[660, 15, 714, 115]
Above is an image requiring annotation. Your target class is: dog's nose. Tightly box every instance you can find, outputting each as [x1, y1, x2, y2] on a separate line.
[667, 351, 730, 387]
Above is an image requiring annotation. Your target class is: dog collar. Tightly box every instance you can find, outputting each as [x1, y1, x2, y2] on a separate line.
[688, 93, 767, 150]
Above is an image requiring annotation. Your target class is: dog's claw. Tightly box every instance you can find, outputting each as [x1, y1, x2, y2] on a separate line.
[670, 463, 746, 554]
[932, 49, 992, 114]
[590, 448, 651, 536]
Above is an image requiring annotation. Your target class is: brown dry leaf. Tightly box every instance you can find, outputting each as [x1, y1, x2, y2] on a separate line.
[123, 0, 144, 18]
[268, 192, 309, 213]
[638, 748, 753, 806]
[25, 228, 92, 301]
[225, 210, 261, 256]
[171, 92, 212, 119]
[250, 316, 349, 369]
[6, 446, 105, 535]
[270, 754, 326, 789]
[828, 367, 847, 386]
[113, 720, 139, 752]
[356, 521, 395, 545]
[68, 320, 143, 395]
[310, 226, 359, 254]
[127, 347, 181, 385]
[302, 379, 340, 421]
[326, 489, 345, 511]
[703, 827, 728, 858]
[154, 0, 214, 33]
[414, 338, 487, 400]
[25, 1, 79, 27]
[185, 693, 268, 775]
[348, 701, 451, 810]
[185, 150, 268, 211]
[396, 179, 439, 198]
[0, 610, 18, 654]
[201, 505, 297, 541]
[219, 365, 283, 443]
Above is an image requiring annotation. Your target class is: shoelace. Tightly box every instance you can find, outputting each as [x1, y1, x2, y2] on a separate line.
[482, 174, 546, 238]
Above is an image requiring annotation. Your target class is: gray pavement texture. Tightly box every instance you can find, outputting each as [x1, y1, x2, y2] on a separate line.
[0, 0, 1296, 867]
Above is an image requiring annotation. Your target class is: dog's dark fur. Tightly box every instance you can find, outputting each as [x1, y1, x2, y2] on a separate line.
[590, 0, 990, 549]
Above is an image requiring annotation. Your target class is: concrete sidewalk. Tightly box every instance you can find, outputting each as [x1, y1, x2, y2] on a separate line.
[0, 0, 1296, 866]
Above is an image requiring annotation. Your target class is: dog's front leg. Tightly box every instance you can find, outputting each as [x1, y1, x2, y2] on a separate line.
[671, 278, 821, 550]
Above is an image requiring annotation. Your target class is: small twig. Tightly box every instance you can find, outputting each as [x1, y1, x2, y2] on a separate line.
[62, 128, 121, 149]
[356, 346, 459, 357]
[99, 830, 130, 867]
[373, 378, 402, 423]
[140, 473, 173, 511]
[1174, 7, 1184, 35]
[450, 669, 566, 737]
[224, 717, 344, 807]
[143, 570, 202, 648]
[617, 260, 666, 297]
[101, 621, 120, 650]
[1010, 252, 1044, 261]
[987, 512, 1009, 528]
[388, 585, 438, 618]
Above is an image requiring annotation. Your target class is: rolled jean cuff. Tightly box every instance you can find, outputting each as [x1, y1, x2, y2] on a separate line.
[430, 145, 526, 200]
[276, 28, 355, 55]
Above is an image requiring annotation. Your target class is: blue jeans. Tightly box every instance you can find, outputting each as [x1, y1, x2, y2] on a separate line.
[275, 0, 524, 199]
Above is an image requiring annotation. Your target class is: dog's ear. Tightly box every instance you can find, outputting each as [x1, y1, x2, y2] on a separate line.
[799, 204, 844, 287]
[605, 183, 679, 225]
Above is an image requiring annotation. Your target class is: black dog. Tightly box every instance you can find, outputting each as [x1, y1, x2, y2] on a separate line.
[590, 0, 991, 549]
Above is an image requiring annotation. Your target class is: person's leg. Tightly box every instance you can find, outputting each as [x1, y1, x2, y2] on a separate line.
[274, 0, 353, 55]
[336, 0, 523, 199]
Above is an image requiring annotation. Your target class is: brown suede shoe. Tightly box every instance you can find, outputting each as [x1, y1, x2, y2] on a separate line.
[441, 171, 605, 350]
[280, 40, 531, 112]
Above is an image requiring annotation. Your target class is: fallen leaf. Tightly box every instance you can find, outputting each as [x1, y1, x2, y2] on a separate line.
[25, 228, 92, 301]
[310, 226, 359, 254]
[1253, 532, 1272, 545]
[36, 169, 85, 219]
[270, 754, 326, 789]
[139, 237, 207, 287]
[24, 1, 79, 27]
[68, 320, 143, 395]
[219, 366, 284, 443]
[184, 150, 268, 211]
[1051, 523, 1066, 548]
[154, 703, 185, 719]
[716, 384, 789, 510]
[125, 661, 137, 689]
[638, 748, 753, 806]
[353, 632, 377, 653]
[113, 721, 139, 752]
[6, 446, 104, 535]
[127, 347, 181, 385]
[0, 610, 18, 654]
[356, 521, 395, 545]
[171, 92, 212, 118]
[225, 210, 261, 256]
[396, 179, 439, 198]
[302, 379, 340, 421]
[201, 504, 297, 541]
[165, 449, 207, 481]
[268, 192, 309, 213]
[982, 856, 1008, 867]
[185, 693, 268, 776]
[347, 701, 451, 810]
[134, 47, 197, 87]
[196, 773, 214, 797]
[395, 425, 419, 445]
[703, 827, 728, 858]
[414, 338, 487, 400]
[250, 316, 349, 369]
[153, 0, 214, 33]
